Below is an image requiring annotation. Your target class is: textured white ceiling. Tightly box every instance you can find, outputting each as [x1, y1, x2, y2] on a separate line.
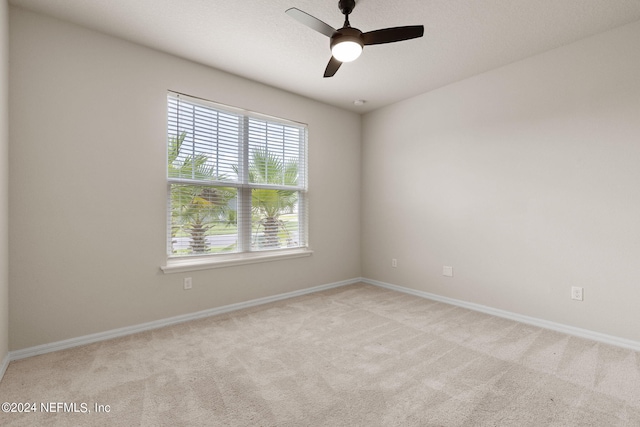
[9, 0, 640, 112]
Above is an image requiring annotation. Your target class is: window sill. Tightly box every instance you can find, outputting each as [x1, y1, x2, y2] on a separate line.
[160, 248, 313, 274]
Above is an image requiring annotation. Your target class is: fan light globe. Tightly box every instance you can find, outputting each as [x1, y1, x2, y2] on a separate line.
[331, 40, 363, 62]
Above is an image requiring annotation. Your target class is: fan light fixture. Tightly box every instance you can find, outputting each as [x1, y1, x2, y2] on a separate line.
[331, 40, 363, 62]
[285, 0, 424, 77]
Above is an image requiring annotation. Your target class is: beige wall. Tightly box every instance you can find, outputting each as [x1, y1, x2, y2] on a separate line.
[362, 20, 640, 342]
[8, 7, 361, 351]
[0, 0, 8, 363]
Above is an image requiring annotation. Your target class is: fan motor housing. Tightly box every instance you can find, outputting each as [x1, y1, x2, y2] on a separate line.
[330, 27, 363, 50]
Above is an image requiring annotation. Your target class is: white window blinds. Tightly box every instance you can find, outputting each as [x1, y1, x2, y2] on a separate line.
[167, 92, 308, 257]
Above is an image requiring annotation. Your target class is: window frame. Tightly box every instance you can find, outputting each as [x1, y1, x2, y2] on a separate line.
[161, 92, 312, 273]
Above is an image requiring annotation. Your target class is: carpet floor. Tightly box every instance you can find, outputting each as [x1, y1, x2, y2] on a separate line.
[1, 283, 639, 426]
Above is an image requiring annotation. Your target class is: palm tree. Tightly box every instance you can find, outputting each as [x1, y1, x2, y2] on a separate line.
[247, 148, 299, 248]
[168, 132, 235, 254]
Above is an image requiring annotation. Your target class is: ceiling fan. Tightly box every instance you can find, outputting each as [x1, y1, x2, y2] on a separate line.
[286, 0, 424, 77]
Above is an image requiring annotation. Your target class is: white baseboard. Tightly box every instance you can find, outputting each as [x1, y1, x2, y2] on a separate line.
[9, 278, 361, 361]
[0, 352, 9, 382]
[362, 278, 640, 352]
[9, 276, 639, 366]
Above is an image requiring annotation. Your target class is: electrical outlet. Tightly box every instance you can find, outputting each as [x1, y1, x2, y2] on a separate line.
[571, 286, 583, 301]
[392, 259, 397, 268]
[443, 266, 453, 277]
[183, 277, 193, 290]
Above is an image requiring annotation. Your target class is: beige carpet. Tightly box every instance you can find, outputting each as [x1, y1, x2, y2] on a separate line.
[1, 283, 640, 426]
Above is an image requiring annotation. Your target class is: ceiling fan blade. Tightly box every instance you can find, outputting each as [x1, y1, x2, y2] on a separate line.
[286, 8, 336, 38]
[324, 57, 342, 78]
[362, 25, 424, 46]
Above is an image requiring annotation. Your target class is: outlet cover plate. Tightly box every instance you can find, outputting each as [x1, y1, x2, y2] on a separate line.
[571, 286, 583, 301]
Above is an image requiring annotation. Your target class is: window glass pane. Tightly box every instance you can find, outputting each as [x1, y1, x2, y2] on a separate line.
[251, 189, 300, 250]
[247, 119, 303, 187]
[169, 184, 238, 255]
[167, 97, 241, 182]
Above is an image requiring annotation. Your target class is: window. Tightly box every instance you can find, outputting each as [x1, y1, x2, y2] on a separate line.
[166, 92, 308, 263]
